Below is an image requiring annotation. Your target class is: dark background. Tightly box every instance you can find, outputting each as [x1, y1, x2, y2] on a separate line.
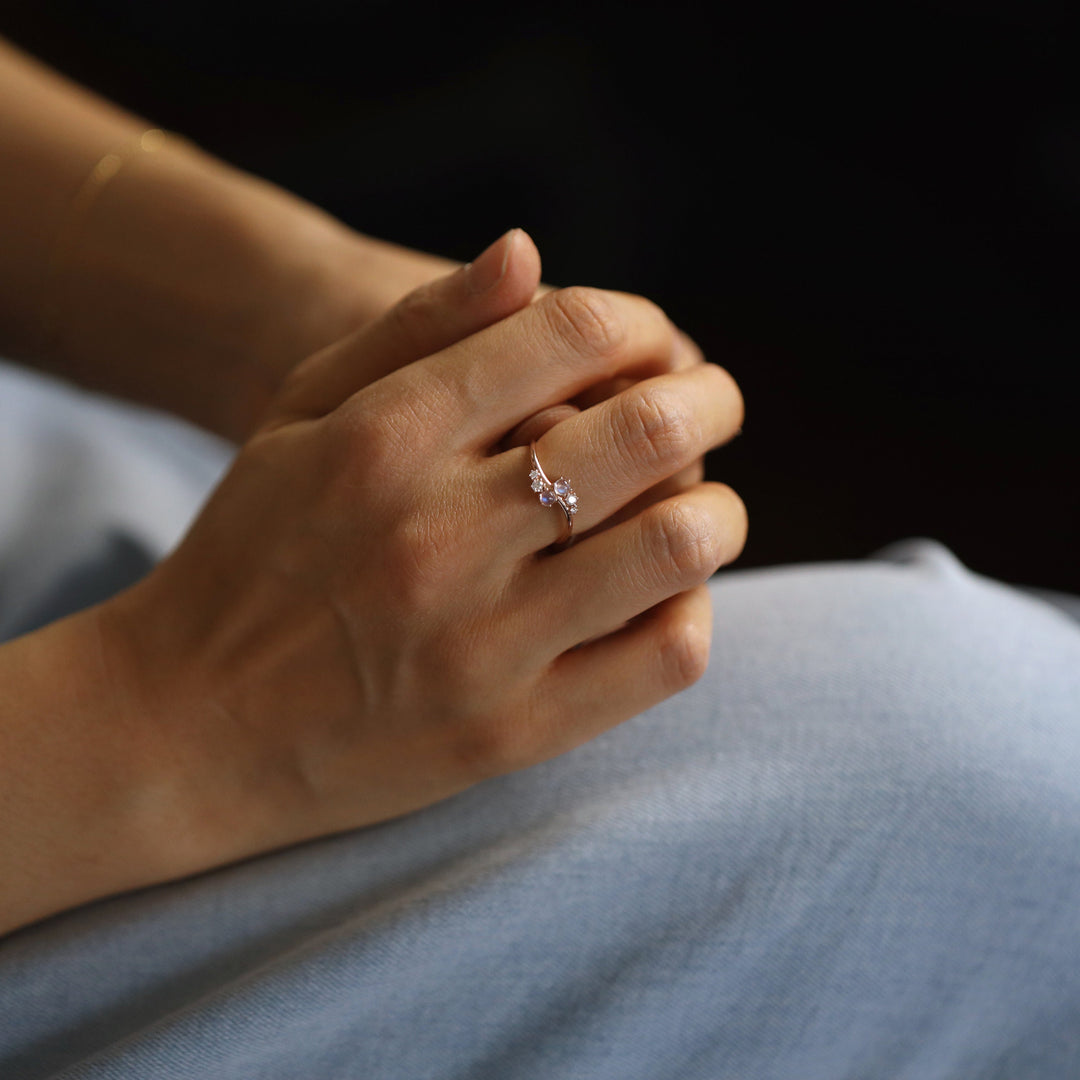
[7, 1, 1079, 591]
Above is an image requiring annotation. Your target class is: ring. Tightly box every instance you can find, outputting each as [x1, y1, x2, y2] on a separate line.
[529, 441, 579, 549]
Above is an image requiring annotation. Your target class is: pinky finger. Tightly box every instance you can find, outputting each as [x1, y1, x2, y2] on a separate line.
[530, 584, 713, 761]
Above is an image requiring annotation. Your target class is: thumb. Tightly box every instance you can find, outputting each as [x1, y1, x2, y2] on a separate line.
[265, 228, 541, 427]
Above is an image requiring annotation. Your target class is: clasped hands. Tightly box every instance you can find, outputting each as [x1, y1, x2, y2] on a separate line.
[97, 228, 747, 883]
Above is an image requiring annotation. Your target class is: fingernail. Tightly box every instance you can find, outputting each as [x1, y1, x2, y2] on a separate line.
[464, 229, 517, 295]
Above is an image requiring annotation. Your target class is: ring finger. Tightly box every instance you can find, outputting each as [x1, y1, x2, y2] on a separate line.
[486, 361, 743, 556]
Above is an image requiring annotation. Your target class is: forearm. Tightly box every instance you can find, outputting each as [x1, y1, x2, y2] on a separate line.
[0, 38, 456, 440]
[0, 606, 188, 936]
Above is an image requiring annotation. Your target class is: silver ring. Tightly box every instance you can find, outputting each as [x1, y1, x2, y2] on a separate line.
[529, 441, 578, 549]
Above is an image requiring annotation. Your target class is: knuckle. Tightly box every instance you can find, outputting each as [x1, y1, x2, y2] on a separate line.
[651, 501, 724, 584]
[675, 330, 706, 369]
[718, 483, 749, 560]
[620, 386, 698, 470]
[712, 363, 746, 431]
[545, 286, 625, 359]
[630, 292, 671, 331]
[385, 281, 440, 349]
[271, 349, 320, 411]
[332, 380, 437, 468]
[380, 502, 460, 609]
[329, 396, 397, 468]
[658, 618, 711, 691]
[448, 711, 528, 780]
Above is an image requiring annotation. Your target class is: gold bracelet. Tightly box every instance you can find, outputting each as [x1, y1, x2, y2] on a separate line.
[37, 127, 171, 353]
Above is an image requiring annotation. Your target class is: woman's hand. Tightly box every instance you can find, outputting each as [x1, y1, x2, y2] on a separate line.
[0, 233, 739, 935]
[97, 254, 747, 890]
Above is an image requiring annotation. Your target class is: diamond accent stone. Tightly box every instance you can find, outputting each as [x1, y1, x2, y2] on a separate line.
[529, 445, 580, 536]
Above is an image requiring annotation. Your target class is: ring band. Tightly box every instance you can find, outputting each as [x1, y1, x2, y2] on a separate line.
[529, 442, 579, 549]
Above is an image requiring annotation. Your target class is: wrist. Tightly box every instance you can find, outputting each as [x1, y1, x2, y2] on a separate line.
[96, 569, 326, 884]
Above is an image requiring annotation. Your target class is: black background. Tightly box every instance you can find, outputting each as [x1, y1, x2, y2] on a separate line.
[6, 1, 1079, 591]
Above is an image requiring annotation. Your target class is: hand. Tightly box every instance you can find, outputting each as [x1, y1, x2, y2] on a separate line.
[101, 251, 747, 884]
[268, 228, 712, 539]
[0, 228, 537, 935]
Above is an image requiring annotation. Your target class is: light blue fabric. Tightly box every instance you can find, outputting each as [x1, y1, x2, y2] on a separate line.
[1, 362, 1079, 1079]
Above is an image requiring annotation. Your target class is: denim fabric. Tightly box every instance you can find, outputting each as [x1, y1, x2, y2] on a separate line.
[1, 362, 1078, 1079]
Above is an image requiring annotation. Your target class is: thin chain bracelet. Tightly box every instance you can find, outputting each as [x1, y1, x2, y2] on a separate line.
[36, 127, 173, 354]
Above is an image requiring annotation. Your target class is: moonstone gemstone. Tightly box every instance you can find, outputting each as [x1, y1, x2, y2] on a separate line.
[539, 489, 555, 506]
[554, 478, 570, 496]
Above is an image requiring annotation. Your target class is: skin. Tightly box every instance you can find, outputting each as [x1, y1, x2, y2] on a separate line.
[0, 36, 458, 441]
[0, 41, 747, 935]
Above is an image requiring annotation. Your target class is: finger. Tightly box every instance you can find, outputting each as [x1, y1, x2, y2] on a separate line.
[503, 330, 704, 451]
[500, 328, 706, 452]
[490, 360, 743, 553]
[579, 458, 706, 537]
[674, 328, 707, 368]
[501, 404, 581, 450]
[573, 327, 705, 409]
[522, 585, 714, 764]
[520, 483, 746, 657]
[267, 228, 542, 425]
[384, 286, 683, 449]
[571, 325, 705, 411]
[538, 363, 742, 538]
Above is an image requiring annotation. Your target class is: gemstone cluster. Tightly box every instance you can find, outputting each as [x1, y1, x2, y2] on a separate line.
[530, 468, 579, 516]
